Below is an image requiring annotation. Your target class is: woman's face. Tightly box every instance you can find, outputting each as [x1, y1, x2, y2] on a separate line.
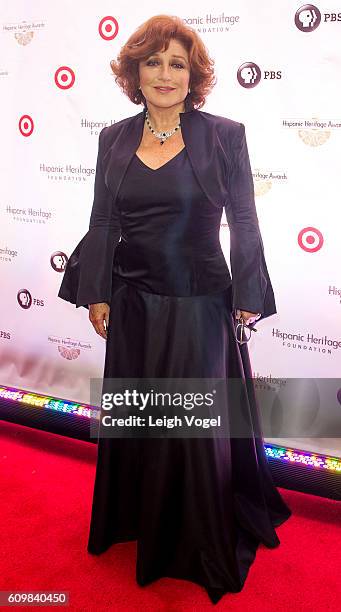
[138, 38, 190, 111]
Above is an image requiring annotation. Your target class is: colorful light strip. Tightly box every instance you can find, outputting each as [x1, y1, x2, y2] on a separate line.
[264, 444, 341, 473]
[0, 385, 98, 420]
[0, 384, 340, 473]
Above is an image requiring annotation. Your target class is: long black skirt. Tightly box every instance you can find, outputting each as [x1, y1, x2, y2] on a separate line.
[87, 275, 292, 604]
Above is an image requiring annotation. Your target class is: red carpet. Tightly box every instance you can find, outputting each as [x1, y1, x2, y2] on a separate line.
[0, 419, 340, 611]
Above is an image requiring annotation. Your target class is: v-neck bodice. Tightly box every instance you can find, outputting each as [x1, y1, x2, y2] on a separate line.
[134, 147, 186, 171]
[112, 145, 231, 296]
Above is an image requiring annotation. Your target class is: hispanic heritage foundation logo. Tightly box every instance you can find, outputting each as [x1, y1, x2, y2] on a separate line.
[57, 345, 81, 360]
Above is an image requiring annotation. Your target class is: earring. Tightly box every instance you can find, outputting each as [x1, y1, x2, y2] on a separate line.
[188, 87, 191, 93]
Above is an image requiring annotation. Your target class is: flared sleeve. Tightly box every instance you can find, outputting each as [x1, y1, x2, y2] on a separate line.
[58, 127, 121, 309]
[224, 123, 277, 320]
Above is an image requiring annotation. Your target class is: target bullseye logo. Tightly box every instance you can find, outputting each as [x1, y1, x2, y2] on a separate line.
[98, 16, 119, 40]
[54, 66, 76, 89]
[19, 115, 34, 137]
[298, 226, 324, 252]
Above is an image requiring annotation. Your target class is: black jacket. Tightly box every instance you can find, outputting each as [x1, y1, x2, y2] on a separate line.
[58, 103, 276, 320]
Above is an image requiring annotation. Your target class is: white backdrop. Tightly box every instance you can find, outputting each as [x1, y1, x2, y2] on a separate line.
[1, 1, 340, 408]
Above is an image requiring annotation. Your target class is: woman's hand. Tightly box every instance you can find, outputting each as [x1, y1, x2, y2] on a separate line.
[89, 302, 110, 339]
[235, 309, 261, 325]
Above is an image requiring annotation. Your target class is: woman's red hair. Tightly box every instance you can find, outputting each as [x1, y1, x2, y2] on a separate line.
[110, 14, 216, 110]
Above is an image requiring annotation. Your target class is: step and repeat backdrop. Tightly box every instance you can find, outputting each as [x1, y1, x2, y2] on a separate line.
[1, 2, 340, 435]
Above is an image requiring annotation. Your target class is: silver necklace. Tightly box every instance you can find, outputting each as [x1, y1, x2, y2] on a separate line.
[145, 108, 180, 145]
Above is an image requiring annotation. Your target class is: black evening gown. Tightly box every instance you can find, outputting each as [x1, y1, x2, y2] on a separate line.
[86, 147, 292, 604]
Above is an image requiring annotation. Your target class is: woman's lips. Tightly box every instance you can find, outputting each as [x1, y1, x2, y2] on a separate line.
[154, 87, 175, 92]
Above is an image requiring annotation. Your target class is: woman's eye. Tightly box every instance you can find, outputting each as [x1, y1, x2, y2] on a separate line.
[146, 60, 184, 69]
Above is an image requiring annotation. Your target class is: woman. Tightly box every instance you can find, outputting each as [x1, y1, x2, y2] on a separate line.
[58, 14, 291, 605]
